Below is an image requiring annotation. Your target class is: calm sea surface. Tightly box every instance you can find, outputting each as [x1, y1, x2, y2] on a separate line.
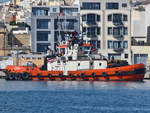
[0, 80, 149, 113]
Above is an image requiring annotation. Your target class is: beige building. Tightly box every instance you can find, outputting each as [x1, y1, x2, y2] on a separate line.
[80, 0, 132, 64]
[131, 3, 150, 67]
[13, 54, 45, 67]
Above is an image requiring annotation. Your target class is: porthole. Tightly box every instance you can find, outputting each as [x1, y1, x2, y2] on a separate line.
[99, 63, 102, 66]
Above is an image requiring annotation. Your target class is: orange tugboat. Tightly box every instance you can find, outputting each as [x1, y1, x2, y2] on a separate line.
[4, 32, 145, 81]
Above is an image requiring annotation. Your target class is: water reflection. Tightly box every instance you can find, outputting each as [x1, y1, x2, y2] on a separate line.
[0, 79, 149, 91]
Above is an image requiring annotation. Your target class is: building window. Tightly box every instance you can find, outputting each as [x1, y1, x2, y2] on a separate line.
[90, 40, 96, 48]
[123, 27, 128, 35]
[97, 40, 101, 48]
[113, 14, 122, 24]
[113, 41, 122, 49]
[108, 14, 112, 21]
[82, 2, 101, 10]
[37, 43, 50, 53]
[108, 54, 121, 60]
[97, 15, 100, 21]
[123, 41, 128, 49]
[122, 3, 127, 8]
[32, 57, 36, 60]
[108, 27, 112, 35]
[82, 15, 86, 21]
[87, 14, 96, 25]
[113, 27, 122, 36]
[61, 19, 76, 30]
[32, 8, 49, 16]
[123, 15, 128, 21]
[97, 27, 101, 35]
[38, 57, 42, 60]
[125, 54, 128, 58]
[106, 3, 119, 9]
[108, 41, 113, 49]
[26, 57, 30, 60]
[134, 54, 148, 65]
[53, 8, 57, 12]
[37, 19, 49, 29]
[37, 31, 50, 41]
[87, 27, 96, 37]
[82, 27, 86, 33]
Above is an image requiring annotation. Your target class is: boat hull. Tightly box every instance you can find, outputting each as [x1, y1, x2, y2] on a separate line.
[4, 64, 145, 81]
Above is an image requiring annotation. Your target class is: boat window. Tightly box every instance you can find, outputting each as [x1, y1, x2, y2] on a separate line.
[26, 57, 30, 60]
[99, 62, 102, 66]
[38, 57, 42, 60]
[68, 57, 72, 60]
[78, 63, 80, 66]
[90, 62, 93, 65]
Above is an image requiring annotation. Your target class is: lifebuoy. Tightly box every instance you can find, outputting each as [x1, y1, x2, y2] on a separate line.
[14, 73, 19, 80]
[48, 74, 52, 79]
[59, 73, 65, 80]
[5, 72, 10, 80]
[80, 73, 88, 80]
[102, 72, 107, 77]
[37, 73, 42, 80]
[23, 72, 29, 80]
[91, 73, 96, 78]
[8, 73, 15, 80]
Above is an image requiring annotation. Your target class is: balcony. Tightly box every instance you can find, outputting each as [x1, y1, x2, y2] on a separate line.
[113, 34, 124, 40]
[113, 21, 124, 26]
[113, 47, 124, 52]
[87, 34, 97, 38]
[86, 21, 97, 26]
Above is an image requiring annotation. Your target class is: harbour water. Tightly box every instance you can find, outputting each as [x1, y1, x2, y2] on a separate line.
[0, 80, 150, 113]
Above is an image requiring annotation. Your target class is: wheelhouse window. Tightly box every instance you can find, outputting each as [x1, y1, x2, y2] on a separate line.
[122, 3, 127, 8]
[82, 2, 101, 10]
[106, 3, 119, 9]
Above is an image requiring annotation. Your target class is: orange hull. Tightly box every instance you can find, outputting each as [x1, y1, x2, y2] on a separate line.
[4, 63, 145, 81]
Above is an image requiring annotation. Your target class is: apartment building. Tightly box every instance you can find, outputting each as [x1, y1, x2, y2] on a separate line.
[31, 5, 80, 53]
[80, 0, 132, 64]
[131, 3, 150, 67]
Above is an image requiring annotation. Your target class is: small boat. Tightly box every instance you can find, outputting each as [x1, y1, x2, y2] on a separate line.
[4, 32, 145, 81]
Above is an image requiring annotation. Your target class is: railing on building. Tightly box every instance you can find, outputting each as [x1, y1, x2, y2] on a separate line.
[113, 21, 124, 26]
[113, 34, 124, 40]
[113, 47, 124, 52]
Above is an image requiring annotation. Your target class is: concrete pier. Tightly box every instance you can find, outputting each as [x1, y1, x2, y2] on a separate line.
[0, 71, 6, 79]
